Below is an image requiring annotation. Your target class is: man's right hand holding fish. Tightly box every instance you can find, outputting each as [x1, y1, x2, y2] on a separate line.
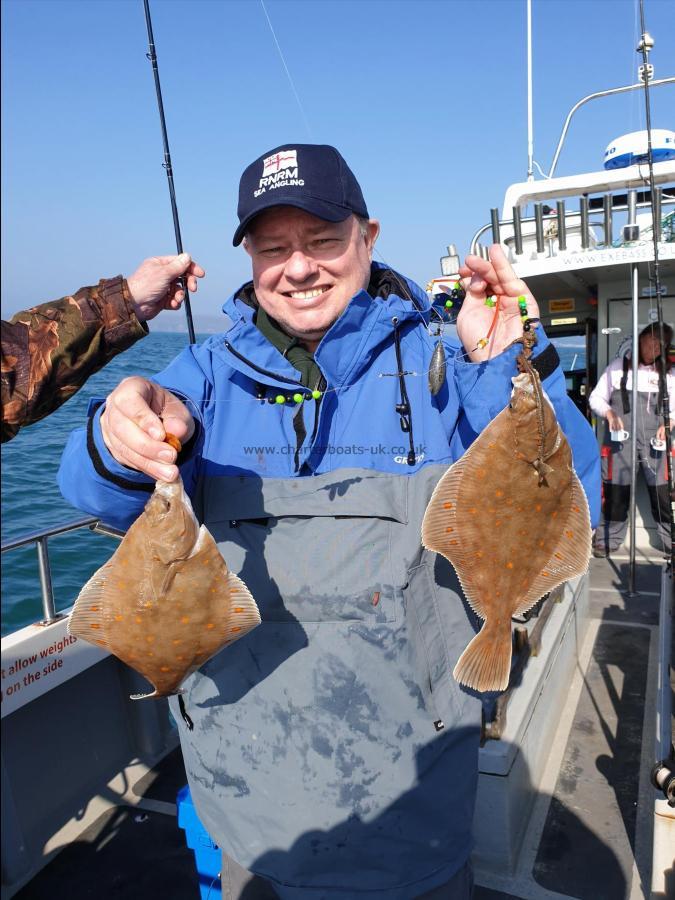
[100, 376, 195, 483]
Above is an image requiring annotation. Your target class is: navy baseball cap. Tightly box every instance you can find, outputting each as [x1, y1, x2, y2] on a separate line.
[233, 144, 369, 246]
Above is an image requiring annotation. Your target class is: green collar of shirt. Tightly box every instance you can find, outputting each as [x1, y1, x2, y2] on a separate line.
[255, 305, 322, 389]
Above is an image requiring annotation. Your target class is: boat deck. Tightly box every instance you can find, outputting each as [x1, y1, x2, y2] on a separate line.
[8, 557, 670, 900]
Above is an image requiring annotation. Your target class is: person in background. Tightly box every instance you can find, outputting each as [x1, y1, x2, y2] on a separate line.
[589, 322, 674, 557]
[58, 144, 600, 900]
[1, 253, 204, 442]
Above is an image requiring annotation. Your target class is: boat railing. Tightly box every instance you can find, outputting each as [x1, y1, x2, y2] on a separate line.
[470, 186, 675, 258]
[1, 518, 124, 626]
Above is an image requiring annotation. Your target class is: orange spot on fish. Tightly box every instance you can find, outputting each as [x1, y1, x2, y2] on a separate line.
[206, 623, 215, 630]
[160, 666, 171, 673]
[535, 503, 542, 512]
[90, 606, 99, 612]
[135, 617, 142, 624]
[555, 552, 564, 560]
[443, 502, 453, 509]
[495, 520, 502, 527]
[172, 639, 181, 645]
[446, 527, 454, 533]
[90, 623, 101, 630]
[488, 442, 497, 449]
[476, 469, 486, 478]
[176, 655, 184, 661]
[114, 615, 124, 622]
[145, 602, 153, 608]
[232, 626, 242, 633]
[146, 635, 155, 643]
[505, 562, 514, 569]
[565, 530, 574, 538]
[542, 571, 550, 577]
[475, 550, 484, 558]
[572, 505, 580, 512]
[95, 640, 106, 646]
[181, 616, 190, 624]
[495, 489, 504, 498]
[469, 507, 477, 515]
[449, 539, 459, 545]
[147, 651, 154, 657]
[538, 540, 545, 548]
[551, 511, 558, 518]
[234, 607, 244, 613]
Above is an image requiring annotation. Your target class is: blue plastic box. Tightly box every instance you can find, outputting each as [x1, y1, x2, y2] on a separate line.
[177, 784, 222, 900]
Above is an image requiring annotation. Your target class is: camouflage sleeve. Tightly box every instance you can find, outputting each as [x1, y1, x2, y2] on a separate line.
[1, 276, 148, 442]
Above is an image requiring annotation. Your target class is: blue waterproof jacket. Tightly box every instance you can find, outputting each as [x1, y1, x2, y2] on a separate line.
[59, 264, 600, 899]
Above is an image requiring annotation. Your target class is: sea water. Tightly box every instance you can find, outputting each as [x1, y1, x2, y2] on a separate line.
[1, 332, 196, 636]
[1, 331, 584, 636]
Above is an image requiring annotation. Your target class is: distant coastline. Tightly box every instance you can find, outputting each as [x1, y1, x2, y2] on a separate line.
[151, 313, 231, 334]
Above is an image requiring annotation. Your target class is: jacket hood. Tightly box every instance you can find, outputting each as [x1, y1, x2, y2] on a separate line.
[210, 262, 432, 390]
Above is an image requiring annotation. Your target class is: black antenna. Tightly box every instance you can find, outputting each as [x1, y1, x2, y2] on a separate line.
[637, 0, 674, 568]
[142, 0, 196, 344]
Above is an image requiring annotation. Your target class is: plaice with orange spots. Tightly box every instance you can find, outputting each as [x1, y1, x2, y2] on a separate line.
[67, 472, 260, 699]
[421, 363, 591, 693]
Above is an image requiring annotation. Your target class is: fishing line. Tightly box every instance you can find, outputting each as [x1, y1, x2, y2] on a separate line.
[142, 0, 196, 344]
[259, 0, 314, 141]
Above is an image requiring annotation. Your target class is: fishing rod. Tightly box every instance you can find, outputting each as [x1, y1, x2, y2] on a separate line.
[636, 0, 674, 574]
[142, 0, 196, 345]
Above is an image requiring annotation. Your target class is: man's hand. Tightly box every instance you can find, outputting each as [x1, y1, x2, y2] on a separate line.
[100, 377, 195, 481]
[456, 244, 540, 362]
[126, 253, 205, 323]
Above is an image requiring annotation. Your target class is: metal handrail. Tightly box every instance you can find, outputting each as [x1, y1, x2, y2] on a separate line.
[470, 192, 675, 255]
[548, 77, 675, 179]
[2, 518, 124, 625]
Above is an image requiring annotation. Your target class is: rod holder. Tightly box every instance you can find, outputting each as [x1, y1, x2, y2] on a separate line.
[623, 190, 639, 242]
[490, 208, 501, 245]
[556, 200, 567, 251]
[512, 206, 523, 256]
[654, 187, 662, 242]
[603, 194, 613, 247]
[534, 203, 545, 253]
[580, 197, 590, 249]
[36, 537, 57, 624]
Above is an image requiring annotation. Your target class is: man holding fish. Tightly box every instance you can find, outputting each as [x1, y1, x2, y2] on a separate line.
[59, 144, 600, 899]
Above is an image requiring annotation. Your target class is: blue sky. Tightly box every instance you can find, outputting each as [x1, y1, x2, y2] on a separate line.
[2, 0, 674, 325]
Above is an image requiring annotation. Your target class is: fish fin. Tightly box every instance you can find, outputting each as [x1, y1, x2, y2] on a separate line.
[67, 561, 116, 648]
[226, 570, 263, 634]
[421, 456, 465, 553]
[514, 471, 592, 615]
[453, 617, 512, 692]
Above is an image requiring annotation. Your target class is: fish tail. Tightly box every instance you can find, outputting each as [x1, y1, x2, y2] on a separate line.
[453, 617, 512, 692]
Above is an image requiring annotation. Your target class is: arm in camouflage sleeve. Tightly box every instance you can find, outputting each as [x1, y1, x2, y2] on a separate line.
[1, 276, 147, 442]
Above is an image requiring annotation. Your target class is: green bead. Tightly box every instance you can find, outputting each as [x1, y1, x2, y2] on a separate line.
[293, 393, 304, 403]
[312, 390, 322, 400]
[275, 395, 285, 404]
[485, 297, 496, 308]
[517, 295, 527, 303]
[445, 299, 453, 308]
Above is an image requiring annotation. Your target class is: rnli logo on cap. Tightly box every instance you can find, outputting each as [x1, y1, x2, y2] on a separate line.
[254, 149, 304, 198]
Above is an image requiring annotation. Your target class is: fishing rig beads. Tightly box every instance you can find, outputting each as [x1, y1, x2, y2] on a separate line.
[485, 295, 497, 308]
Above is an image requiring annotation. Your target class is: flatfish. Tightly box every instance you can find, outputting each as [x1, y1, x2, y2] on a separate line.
[422, 360, 591, 692]
[68, 471, 260, 698]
